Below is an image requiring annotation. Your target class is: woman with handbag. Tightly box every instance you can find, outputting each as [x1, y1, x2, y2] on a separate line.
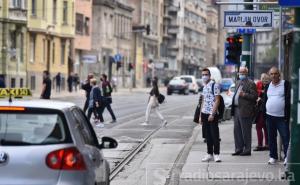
[141, 77, 167, 126]
[253, 73, 270, 151]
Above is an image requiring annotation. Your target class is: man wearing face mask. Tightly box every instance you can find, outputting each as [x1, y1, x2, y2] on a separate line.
[231, 67, 258, 156]
[200, 68, 222, 162]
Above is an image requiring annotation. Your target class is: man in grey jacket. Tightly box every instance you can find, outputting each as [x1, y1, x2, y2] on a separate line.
[231, 67, 258, 156]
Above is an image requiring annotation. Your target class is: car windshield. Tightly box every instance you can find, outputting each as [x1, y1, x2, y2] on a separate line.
[0, 111, 70, 146]
[180, 77, 192, 83]
[170, 79, 184, 84]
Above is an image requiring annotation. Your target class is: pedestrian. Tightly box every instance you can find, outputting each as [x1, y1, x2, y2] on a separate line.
[231, 67, 257, 156]
[141, 77, 167, 126]
[101, 74, 117, 123]
[253, 73, 270, 151]
[264, 67, 291, 165]
[73, 73, 79, 92]
[55, 72, 61, 92]
[67, 73, 73, 93]
[200, 68, 222, 162]
[0, 75, 5, 88]
[40, 70, 52, 99]
[87, 78, 105, 127]
[82, 73, 94, 114]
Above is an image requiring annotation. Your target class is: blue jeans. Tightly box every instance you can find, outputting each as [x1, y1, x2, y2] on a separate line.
[266, 115, 290, 159]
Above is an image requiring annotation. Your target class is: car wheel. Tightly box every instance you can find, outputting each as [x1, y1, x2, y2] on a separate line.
[167, 92, 172, 95]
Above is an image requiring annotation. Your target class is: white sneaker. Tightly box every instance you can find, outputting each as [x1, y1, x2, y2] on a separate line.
[268, 158, 277, 165]
[96, 123, 104, 128]
[141, 122, 149, 126]
[284, 157, 288, 166]
[202, 154, 213, 162]
[214, 155, 222, 162]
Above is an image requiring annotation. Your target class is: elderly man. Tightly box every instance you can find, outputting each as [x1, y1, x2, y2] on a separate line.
[231, 67, 258, 156]
[264, 67, 291, 165]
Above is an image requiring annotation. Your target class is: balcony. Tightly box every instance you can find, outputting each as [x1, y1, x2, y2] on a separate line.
[168, 44, 179, 51]
[168, 5, 179, 13]
[163, 34, 172, 40]
[9, 8, 27, 22]
[163, 14, 172, 20]
[168, 27, 179, 35]
[168, 50, 178, 57]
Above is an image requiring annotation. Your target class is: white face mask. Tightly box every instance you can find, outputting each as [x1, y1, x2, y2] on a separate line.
[202, 75, 209, 83]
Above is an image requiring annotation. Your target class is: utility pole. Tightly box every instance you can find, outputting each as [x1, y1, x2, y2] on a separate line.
[241, 0, 253, 78]
[290, 8, 300, 185]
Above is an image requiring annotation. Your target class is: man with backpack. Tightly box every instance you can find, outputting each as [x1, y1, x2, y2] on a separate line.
[231, 67, 257, 156]
[101, 74, 117, 123]
[200, 68, 222, 162]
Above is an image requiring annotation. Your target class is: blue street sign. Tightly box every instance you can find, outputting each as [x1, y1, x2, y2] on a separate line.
[279, 0, 300, 7]
[224, 43, 237, 66]
[114, 54, 122, 62]
[237, 28, 256, 34]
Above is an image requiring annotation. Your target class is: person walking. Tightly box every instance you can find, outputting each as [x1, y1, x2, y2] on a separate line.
[73, 73, 79, 92]
[101, 74, 116, 123]
[231, 67, 258, 156]
[67, 73, 73, 93]
[88, 78, 105, 127]
[264, 67, 291, 165]
[55, 72, 61, 92]
[82, 73, 94, 114]
[253, 73, 270, 151]
[141, 77, 167, 126]
[40, 70, 52, 99]
[200, 68, 222, 163]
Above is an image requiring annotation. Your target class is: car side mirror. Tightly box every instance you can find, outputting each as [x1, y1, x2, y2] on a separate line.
[98, 136, 118, 149]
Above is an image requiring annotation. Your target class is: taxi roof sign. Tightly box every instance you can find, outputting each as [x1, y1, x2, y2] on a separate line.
[0, 88, 32, 98]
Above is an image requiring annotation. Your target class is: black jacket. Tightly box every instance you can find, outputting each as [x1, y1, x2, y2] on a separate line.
[263, 80, 291, 122]
[82, 81, 92, 98]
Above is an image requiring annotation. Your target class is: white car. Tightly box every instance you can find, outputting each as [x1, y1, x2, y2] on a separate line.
[178, 75, 199, 94]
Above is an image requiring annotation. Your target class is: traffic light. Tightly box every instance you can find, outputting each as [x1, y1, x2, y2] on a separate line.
[146, 24, 150, 35]
[225, 34, 243, 64]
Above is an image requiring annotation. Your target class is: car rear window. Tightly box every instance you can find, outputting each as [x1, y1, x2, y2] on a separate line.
[221, 79, 233, 84]
[180, 77, 192, 83]
[0, 109, 72, 146]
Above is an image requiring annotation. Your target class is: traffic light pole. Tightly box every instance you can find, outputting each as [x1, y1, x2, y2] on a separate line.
[241, 0, 253, 79]
[290, 8, 300, 185]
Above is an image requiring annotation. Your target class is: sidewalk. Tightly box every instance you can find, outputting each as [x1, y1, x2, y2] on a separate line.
[179, 122, 289, 185]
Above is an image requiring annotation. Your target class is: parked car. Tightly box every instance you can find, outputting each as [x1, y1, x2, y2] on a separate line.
[167, 77, 189, 95]
[178, 75, 198, 94]
[0, 99, 118, 185]
[196, 78, 204, 92]
[221, 83, 235, 120]
[220, 78, 234, 92]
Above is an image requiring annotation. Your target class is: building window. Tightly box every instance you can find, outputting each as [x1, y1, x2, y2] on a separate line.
[20, 33, 24, 63]
[30, 34, 36, 62]
[42, 0, 46, 19]
[31, 0, 36, 16]
[20, 78, 23, 88]
[61, 40, 66, 65]
[11, 78, 16, 88]
[53, 0, 57, 23]
[52, 42, 55, 64]
[63, 1, 68, 24]
[76, 13, 83, 34]
[11, 0, 22, 8]
[85, 17, 90, 35]
[10, 31, 17, 49]
[30, 76, 35, 90]
[43, 39, 46, 63]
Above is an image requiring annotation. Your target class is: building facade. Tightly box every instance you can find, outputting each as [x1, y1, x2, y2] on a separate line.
[206, 4, 218, 66]
[90, 0, 133, 87]
[27, 0, 75, 93]
[74, 0, 92, 81]
[0, 0, 27, 88]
